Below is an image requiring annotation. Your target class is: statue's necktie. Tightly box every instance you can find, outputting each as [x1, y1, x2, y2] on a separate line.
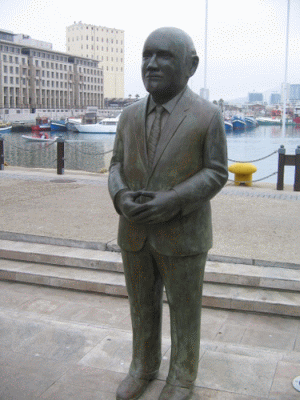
[148, 105, 164, 166]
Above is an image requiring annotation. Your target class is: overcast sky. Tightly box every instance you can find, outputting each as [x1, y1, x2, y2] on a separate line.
[0, 0, 299, 101]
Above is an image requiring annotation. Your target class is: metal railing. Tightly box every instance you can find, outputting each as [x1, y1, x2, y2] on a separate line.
[1, 136, 299, 191]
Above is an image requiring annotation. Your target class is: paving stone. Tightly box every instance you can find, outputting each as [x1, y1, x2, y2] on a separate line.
[213, 323, 246, 343]
[196, 349, 277, 397]
[0, 316, 43, 350]
[39, 381, 116, 400]
[0, 364, 58, 400]
[269, 361, 300, 399]
[8, 319, 109, 363]
[53, 365, 122, 393]
[241, 328, 296, 351]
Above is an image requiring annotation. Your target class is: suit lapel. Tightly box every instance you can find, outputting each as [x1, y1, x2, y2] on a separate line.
[151, 87, 193, 169]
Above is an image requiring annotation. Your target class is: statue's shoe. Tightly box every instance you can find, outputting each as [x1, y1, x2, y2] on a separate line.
[116, 374, 154, 400]
[158, 383, 194, 400]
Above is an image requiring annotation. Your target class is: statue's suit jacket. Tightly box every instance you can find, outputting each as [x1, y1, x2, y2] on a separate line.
[108, 87, 228, 256]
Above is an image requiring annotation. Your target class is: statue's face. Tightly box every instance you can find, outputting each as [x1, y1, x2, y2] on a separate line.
[142, 32, 191, 104]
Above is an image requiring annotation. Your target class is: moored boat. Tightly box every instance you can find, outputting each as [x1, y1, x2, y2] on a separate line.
[66, 118, 82, 132]
[50, 120, 67, 131]
[0, 122, 12, 133]
[31, 117, 51, 132]
[231, 116, 247, 130]
[293, 106, 300, 125]
[257, 117, 295, 126]
[244, 116, 258, 129]
[76, 115, 120, 133]
[224, 120, 233, 132]
[22, 132, 57, 143]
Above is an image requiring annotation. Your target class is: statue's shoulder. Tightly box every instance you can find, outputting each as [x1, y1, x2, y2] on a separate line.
[185, 88, 219, 118]
[188, 89, 218, 113]
[120, 97, 147, 117]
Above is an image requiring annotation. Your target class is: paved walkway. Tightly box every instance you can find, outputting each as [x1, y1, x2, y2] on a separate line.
[0, 167, 300, 399]
[1, 279, 300, 400]
[1, 166, 300, 265]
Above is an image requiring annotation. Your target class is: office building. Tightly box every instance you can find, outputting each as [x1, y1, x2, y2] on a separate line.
[248, 92, 263, 103]
[66, 22, 124, 99]
[0, 29, 104, 115]
[270, 93, 281, 105]
[289, 84, 300, 103]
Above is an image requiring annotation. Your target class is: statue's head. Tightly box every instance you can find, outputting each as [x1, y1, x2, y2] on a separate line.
[142, 27, 199, 104]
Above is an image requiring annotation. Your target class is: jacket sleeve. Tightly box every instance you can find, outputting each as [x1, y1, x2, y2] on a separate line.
[172, 109, 228, 217]
[108, 113, 129, 208]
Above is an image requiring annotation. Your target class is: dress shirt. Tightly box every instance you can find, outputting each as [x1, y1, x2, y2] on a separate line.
[146, 87, 187, 138]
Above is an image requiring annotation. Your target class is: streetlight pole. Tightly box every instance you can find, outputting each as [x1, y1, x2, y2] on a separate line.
[200, 0, 209, 100]
[282, 0, 290, 137]
[204, 0, 208, 92]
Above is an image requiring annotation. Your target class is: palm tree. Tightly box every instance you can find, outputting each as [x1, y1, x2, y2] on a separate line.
[218, 98, 224, 112]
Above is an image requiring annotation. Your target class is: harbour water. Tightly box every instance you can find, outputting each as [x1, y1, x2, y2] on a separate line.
[1, 124, 300, 185]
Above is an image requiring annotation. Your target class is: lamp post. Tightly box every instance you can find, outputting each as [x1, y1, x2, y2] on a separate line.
[282, 0, 290, 137]
[200, 0, 209, 101]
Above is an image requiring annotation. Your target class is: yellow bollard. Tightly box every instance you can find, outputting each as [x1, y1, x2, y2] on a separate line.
[228, 163, 257, 186]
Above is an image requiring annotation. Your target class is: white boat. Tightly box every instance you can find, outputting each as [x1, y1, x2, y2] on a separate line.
[66, 118, 82, 132]
[0, 122, 12, 133]
[76, 115, 120, 133]
[257, 117, 295, 126]
[22, 134, 57, 143]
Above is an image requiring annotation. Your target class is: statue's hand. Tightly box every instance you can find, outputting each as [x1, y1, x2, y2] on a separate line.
[115, 190, 142, 220]
[130, 190, 181, 224]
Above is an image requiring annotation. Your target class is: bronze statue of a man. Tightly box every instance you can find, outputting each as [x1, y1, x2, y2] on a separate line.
[108, 27, 228, 400]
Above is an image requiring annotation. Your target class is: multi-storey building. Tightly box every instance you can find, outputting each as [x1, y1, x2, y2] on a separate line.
[281, 83, 300, 105]
[0, 29, 104, 116]
[248, 92, 263, 103]
[270, 93, 281, 105]
[289, 84, 300, 103]
[66, 22, 124, 99]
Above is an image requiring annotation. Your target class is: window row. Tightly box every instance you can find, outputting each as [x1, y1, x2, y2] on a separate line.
[76, 45, 123, 53]
[3, 77, 103, 88]
[69, 26, 122, 34]
[68, 36, 123, 45]
[2, 54, 25, 64]
[0, 45, 21, 54]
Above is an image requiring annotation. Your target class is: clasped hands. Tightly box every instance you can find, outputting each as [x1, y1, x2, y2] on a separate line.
[116, 189, 181, 224]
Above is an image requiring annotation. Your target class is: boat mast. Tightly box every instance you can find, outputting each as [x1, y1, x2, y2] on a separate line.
[282, 0, 290, 136]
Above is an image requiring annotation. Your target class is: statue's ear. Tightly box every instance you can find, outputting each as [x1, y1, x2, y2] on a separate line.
[189, 55, 199, 77]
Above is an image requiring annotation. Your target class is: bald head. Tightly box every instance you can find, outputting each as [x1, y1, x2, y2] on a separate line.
[145, 27, 197, 60]
[142, 27, 199, 104]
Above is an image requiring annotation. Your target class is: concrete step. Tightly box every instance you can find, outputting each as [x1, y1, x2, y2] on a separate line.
[0, 258, 299, 317]
[0, 239, 123, 272]
[1, 239, 300, 292]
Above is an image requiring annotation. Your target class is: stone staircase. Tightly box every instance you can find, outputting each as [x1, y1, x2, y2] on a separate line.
[0, 238, 299, 317]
